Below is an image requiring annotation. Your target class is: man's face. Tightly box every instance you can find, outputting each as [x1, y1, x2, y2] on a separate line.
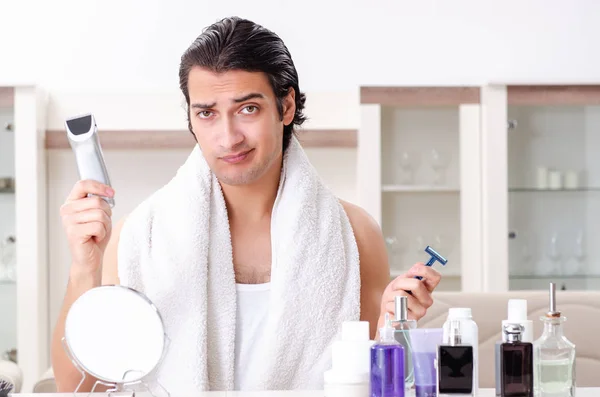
[187, 67, 295, 186]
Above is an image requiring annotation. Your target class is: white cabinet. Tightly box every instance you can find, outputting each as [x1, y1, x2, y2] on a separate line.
[358, 87, 483, 292]
[484, 84, 600, 292]
[358, 84, 600, 293]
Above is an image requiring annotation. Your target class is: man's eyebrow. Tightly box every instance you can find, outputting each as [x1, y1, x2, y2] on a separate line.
[233, 92, 265, 103]
[190, 93, 265, 109]
[191, 101, 216, 109]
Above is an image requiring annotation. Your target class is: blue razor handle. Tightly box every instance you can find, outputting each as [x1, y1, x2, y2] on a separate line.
[415, 245, 447, 280]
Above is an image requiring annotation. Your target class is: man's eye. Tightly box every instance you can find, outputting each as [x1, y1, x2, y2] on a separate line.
[242, 105, 257, 114]
[198, 111, 212, 119]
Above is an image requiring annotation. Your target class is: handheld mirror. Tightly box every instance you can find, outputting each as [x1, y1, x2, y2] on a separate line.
[63, 285, 167, 392]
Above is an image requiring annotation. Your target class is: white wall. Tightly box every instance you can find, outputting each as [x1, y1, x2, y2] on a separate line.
[3, 0, 600, 92]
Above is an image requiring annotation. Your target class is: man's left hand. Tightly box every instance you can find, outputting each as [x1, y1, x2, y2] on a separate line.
[378, 262, 442, 326]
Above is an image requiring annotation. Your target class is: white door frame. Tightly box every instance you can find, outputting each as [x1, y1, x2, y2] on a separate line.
[9, 84, 49, 392]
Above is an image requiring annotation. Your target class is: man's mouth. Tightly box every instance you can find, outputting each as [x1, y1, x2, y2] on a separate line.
[221, 149, 253, 164]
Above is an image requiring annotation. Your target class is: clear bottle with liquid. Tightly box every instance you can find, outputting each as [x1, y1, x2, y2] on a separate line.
[392, 296, 417, 390]
[533, 283, 576, 397]
[371, 312, 405, 397]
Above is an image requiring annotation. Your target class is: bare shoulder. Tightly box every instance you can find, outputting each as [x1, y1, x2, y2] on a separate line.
[340, 200, 383, 244]
[101, 215, 129, 285]
[339, 199, 389, 275]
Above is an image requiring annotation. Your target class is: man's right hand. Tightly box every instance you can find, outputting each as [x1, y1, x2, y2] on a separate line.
[60, 180, 115, 279]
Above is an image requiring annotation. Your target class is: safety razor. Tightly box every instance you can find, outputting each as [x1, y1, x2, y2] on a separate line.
[65, 113, 115, 207]
[415, 245, 448, 280]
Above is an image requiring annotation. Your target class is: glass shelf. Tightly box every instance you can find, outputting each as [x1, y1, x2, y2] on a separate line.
[510, 274, 600, 280]
[509, 187, 600, 193]
[0, 279, 16, 285]
[382, 184, 460, 193]
[0, 187, 14, 194]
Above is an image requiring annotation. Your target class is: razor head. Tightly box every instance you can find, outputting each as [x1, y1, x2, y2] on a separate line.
[425, 245, 448, 265]
[64, 113, 114, 208]
[65, 114, 96, 137]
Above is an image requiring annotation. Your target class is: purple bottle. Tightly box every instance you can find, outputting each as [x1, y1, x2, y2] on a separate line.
[371, 313, 405, 397]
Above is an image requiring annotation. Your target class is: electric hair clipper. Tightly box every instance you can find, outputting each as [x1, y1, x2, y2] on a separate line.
[65, 113, 115, 207]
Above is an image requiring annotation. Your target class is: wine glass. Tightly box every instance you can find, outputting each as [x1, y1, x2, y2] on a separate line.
[386, 235, 409, 272]
[414, 235, 426, 255]
[0, 236, 16, 282]
[432, 233, 455, 257]
[429, 148, 451, 185]
[398, 150, 420, 184]
[574, 230, 586, 262]
[546, 232, 561, 275]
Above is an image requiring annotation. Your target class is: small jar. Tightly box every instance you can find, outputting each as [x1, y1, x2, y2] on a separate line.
[324, 371, 369, 397]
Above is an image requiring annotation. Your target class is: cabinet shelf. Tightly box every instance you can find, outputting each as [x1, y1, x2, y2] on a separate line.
[509, 187, 600, 193]
[382, 185, 459, 193]
[361, 86, 480, 106]
[510, 274, 600, 280]
[390, 271, 461, 279]
[0, 187, 15, 194]
[0, 279, 16, 285]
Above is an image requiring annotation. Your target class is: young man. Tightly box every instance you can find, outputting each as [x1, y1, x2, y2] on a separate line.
[52, 16, 441, 392]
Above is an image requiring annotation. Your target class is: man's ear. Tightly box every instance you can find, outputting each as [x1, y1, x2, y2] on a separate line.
[282, 87, 296, 126]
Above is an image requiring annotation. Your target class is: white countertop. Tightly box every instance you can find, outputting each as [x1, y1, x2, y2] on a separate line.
[10, 389, 600, 396]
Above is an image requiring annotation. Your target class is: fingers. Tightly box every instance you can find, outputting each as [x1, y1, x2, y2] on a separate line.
[383, 293, 428, 320]
[66, 221, 109, 244]
[405, 263, 442, 292]
[67, 180, 114, 202]
[61, 195, 113, 218]
[68, 209, 111, 227]
[391, 276, 434, 306]
[64, 209, 111, 239]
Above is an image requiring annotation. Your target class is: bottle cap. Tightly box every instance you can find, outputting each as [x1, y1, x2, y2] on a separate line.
[503, 323, 524, 343]
[507, 299, 527, 322]
[546, 282, 561, 318]
[448, 308, 472, 319]
[379, 313, 396, 343]
[394, 296, 408, 322]
[502, 299, 534, 342]
[341, 321, 370, 341]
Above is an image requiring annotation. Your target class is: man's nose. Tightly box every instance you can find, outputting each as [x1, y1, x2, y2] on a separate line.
[220, 117, 244, 149]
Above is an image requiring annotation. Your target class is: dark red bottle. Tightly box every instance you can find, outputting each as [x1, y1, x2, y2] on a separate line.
[500, 324, 533, 397]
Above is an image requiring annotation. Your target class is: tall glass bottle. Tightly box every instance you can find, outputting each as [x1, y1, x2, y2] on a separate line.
[392, 296, 417, 390]
[533, 283, 576, 397]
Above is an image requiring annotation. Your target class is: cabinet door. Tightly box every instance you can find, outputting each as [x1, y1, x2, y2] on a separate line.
[0, 87, 16, 363]
[358, 87, 482, 292]
[504, 85, 600, 291]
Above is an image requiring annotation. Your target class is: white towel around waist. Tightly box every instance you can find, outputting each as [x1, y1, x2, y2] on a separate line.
[116, 136, 361, 393]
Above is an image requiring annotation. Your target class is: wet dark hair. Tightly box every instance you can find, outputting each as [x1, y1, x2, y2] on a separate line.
[179, 16, 307, 153]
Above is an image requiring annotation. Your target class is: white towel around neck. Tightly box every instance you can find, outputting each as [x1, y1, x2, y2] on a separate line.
[116, 136, 361, 394]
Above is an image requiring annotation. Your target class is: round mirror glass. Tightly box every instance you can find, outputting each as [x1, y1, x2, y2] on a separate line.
[64, 285, 166, 384]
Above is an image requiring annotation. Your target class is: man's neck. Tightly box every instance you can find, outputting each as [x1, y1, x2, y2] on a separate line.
[220, 158, 283, 223]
